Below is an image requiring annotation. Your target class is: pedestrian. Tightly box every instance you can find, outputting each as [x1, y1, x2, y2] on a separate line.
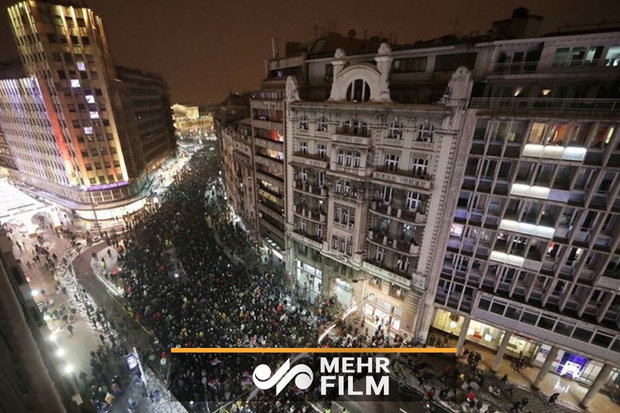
[67, 324, 74, 336]
[546, 392, 560, 406]
[520, 397, 529, 410]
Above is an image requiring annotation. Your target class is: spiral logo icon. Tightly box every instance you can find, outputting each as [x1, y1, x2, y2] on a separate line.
[252, 359, 314, 395]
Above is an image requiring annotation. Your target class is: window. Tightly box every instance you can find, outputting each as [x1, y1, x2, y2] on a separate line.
[57, 70, 66, 79]
[382, 186, 393, 204]
[299, 141, 307, 155]
[52, 52, 61, 61]
[606, 46, 620, 66]
[434, 53, 477, 71]
[85, 94, 95, 103]
[397, 256, 410, 272]
[406, 191, 421, 211]
[316, 116, 328, 132]
[412, 157, 428, 176]
[353, 152, 361, 167]
[390, 284, 406, 299]
[300, 168, 308, 183]
[345, 151, 352, 167]
[384, 153, 399, 171]
[46, 33, 56, 43]
[81, 36, 90, 45]
[346, 79, 370, 102]
[77, 61, 86, 71]
[318, 144, 326, 158]
[89, 111, 99, 119]
[392, 56, 427, 73]
[318, 172, 325, 187]
[77, 17, 85, 27]
[343, 180, 351, 195]
[375, 247, 385, 262]
[341, 119, 368, 136]
[389, 120, 404, 138]
[336, 150, 343, 165]
[70, 79, 80, 88]
[299, 116, 308, 130]
[417, 122, 434, 142]
[84, 126, 93, 134]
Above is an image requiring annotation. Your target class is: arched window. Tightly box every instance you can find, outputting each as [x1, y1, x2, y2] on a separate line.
[389, 120, 404, 139]
[346, 79, 370, 102]
[316, 116, 328, 132]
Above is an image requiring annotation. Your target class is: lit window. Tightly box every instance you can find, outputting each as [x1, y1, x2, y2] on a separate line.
[89, 111, 99, 119]
[77, 61, 86, 71]
[85, 95, 95, 103]
[84, 126, 93, 134]
[70, 79, 80, 88]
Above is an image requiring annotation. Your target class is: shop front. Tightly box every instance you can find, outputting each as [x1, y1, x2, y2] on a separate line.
[535, 344, 620, 393]
[295, 259, 322, 303]
[432, 308, 539, 358]
[433, 309, 620, 394]
[333, 278, 353, 307]
[362, 292, 403, 336]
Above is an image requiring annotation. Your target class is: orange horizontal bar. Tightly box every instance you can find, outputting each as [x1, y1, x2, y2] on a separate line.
[171, 347, 456, 354]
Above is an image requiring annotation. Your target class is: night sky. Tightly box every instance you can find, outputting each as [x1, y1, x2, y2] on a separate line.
[0, 0, 618, 103]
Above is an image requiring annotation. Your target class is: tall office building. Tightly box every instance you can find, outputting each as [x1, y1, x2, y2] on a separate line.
[430, 25, 620, 407]
[0, 1, 175, 216]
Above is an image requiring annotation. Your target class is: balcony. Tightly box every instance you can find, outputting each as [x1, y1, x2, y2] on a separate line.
[293, 180, 327, 197]
[293, 204, 326, 223]
[332, 189, 363, 203]
[254, 135, 283, 151]
[252, 117, 283, 131]
[369, 202, 426, 224]
[256, 170, 283, 188]
[372, 167, 432, 191]
[376, 136, 436, 152]
[255, 153, 283, 170]
[361, 260, 414, 290]
[470, 97, 620, 113]
[367, 230, 421, 256]
[291, 229, 323, 250]
[291, 152, 329, 169]
[332, 128, 371, 146]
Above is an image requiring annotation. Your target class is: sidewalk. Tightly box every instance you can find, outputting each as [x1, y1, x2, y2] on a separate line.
[10, 226, 186, 413]
[458, 339, 620, 413]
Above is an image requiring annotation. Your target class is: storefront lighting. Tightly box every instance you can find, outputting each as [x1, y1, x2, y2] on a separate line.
[449, 320, 458, 329]
[30, 289, 39, 297]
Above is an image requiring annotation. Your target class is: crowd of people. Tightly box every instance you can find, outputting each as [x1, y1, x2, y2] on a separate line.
[117, 149, 341, 411]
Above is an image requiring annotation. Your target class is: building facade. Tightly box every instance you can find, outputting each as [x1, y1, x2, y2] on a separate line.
[431, 29, 620, 405]
[0, 1, 175, 216]
[284, 44, 473, 340]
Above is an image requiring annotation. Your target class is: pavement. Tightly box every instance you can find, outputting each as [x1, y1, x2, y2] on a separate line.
[8, 225, 186, 413]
